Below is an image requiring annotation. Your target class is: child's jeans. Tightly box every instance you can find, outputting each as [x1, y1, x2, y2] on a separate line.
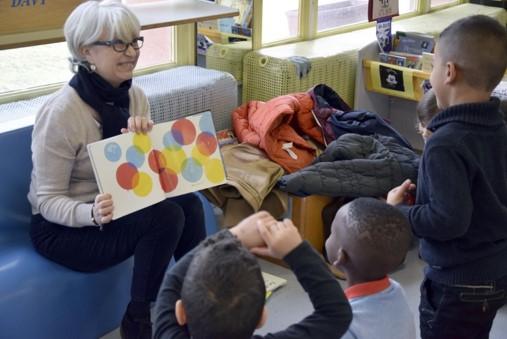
[419, 275, 507, 339]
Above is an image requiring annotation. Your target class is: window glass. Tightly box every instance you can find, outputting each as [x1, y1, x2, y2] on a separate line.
[123, 0, 175, 68]
[317, 0, 417, 33]
[262, 0, 300, 44]
[0, 42, 72, 95]
[0, 1, 174, 97]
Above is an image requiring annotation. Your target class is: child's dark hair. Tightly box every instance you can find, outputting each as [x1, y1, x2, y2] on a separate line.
[346, 198, 411, 280]
[181, 232, 266, 339]
[417, 88, 439, 127]
[438, 15, 507, 92]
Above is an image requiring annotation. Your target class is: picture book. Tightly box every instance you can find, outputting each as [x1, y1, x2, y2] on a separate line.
[389, 51, 422, 69]
[262, 272, 287, 300]
[379, 52, 406, 67]
[87, 111, 226, 220]
[394, 31, 435, 55]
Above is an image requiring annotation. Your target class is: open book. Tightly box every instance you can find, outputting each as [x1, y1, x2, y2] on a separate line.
[87, 111, 226, 219]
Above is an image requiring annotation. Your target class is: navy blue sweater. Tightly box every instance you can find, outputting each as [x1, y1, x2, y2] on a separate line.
[400, 98, 507, 285]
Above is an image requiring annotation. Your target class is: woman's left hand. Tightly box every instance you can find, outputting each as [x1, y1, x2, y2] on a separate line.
[121, 116, 154, 134]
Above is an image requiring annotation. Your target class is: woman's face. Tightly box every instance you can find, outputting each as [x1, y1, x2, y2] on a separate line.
[81, 33, 140, 87]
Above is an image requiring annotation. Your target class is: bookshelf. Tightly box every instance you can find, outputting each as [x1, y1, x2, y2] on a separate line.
[362, 60, 430, 102]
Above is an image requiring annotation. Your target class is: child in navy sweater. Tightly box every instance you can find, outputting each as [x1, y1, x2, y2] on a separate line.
[388, 15, 507, 339]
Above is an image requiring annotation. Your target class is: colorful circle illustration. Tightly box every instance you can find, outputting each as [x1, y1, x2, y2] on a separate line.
[162, 147, 187, 173]
[163, 131, 181, 150]
[133, 133, 152, 153]
[171, 119, 196, 145]
[181, 158, 203, 182]
[132, 172, 152, 197]
[196, 132, 217, 156]
[191, 146, 208, 166]
[204, 158, 226, 183]
[116, 163, 139, 190]
[199, 114, 214, 133]
[148, 149, 166, 173]
[159, 168, 178, 193]
[104, 142, 122, 162]
[126, 145, 145, 168]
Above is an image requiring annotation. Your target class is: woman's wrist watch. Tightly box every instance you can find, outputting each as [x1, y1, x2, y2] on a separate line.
[91, 204, 100, 226]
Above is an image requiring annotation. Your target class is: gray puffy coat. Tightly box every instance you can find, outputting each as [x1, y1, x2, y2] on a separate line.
[277, 133, 420, 197]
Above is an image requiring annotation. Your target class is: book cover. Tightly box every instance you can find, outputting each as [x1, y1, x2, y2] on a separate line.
[390, 51, 422, 69]
[87, 111, 226, 219]
[394, 31, 435, 55]
[379, 52, 406, 67]
[262, 271, 287, 300]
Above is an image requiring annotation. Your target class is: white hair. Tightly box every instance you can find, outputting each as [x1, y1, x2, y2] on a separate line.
[64, 0, 141, 69]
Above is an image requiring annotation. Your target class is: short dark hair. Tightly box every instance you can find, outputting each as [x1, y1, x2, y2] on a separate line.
[438, 15, 507, 92]
[181, 232, 266, 339]
[417, 88, 439, 127]
[346, 198, 411, 280]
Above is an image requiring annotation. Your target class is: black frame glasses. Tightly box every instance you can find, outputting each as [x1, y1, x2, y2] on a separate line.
[92, 36, 144, 53]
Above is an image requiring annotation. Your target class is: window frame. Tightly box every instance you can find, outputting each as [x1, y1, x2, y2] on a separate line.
[254, 0, 464, 48]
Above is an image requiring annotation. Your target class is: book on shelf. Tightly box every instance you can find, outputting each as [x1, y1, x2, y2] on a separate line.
[394, 31, 435, 55]
[87, 111, 226, 220]
[389, 51, 422, 69]
[379, 52, 406, 67]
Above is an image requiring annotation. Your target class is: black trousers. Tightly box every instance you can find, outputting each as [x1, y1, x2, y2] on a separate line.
[420, 275, 507, 339]
[30, 194, 206, 303]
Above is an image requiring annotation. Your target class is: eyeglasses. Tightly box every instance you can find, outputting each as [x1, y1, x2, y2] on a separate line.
[92, 36, 144, 53]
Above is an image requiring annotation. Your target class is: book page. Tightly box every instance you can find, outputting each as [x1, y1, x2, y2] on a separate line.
[149, 111, 227, 198]
[87, 132, 165, 220]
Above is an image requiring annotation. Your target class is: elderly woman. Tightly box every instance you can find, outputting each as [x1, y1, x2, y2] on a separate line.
[27, 1, 206, 338]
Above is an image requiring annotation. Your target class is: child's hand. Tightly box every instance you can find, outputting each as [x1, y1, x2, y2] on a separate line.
[251, 219, 303, 259]
[387, 179, 416, 206]
[121, 116, 154, 134]
[229, 211, 276, 249]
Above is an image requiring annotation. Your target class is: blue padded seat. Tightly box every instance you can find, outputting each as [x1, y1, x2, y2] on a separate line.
[0, 125, 219, 339]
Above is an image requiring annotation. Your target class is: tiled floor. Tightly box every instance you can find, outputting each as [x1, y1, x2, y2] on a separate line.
[102, 248, 507, 339]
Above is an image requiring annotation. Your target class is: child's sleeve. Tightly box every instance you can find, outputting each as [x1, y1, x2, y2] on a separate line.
[404, 145, 473, 240]
[257, 241, 352, 339]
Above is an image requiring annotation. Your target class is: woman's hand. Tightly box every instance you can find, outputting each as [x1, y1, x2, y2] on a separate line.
[92, 193, 114, 225]
[121, 116, 154, 134]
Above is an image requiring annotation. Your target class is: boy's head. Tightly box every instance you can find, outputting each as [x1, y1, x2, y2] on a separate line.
[430, 15, 507, 109]
[416, 88, 440, 142]
[177, 233, 267, 339]
[325, 198, 411, 282]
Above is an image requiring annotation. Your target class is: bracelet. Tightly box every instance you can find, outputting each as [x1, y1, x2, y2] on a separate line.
[91, 204, 99, 226]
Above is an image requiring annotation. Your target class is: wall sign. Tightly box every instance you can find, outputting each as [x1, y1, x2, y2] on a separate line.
[368, 0, 399, 22]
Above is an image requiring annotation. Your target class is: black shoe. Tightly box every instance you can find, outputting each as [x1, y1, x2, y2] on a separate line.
[120, 312, 152, 339]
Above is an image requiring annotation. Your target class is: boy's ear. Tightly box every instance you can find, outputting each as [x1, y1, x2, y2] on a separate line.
[335, 248, 348, 267]
[256, 306, 268, 329]
[445, 61, 458, 85]
[175, 299, 187, 326]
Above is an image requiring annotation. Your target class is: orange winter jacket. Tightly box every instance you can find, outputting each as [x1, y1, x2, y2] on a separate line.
[232, 93, 324, 173]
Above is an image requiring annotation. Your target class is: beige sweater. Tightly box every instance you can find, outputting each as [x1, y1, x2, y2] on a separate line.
[28, 83, 150, 227]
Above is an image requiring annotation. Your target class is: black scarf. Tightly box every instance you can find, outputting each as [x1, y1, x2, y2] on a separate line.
[69, 66, 131, 139]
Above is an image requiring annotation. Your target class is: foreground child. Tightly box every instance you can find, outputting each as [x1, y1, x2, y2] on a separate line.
[325, 197, 415, 339]
[153, 211, 352, 339]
